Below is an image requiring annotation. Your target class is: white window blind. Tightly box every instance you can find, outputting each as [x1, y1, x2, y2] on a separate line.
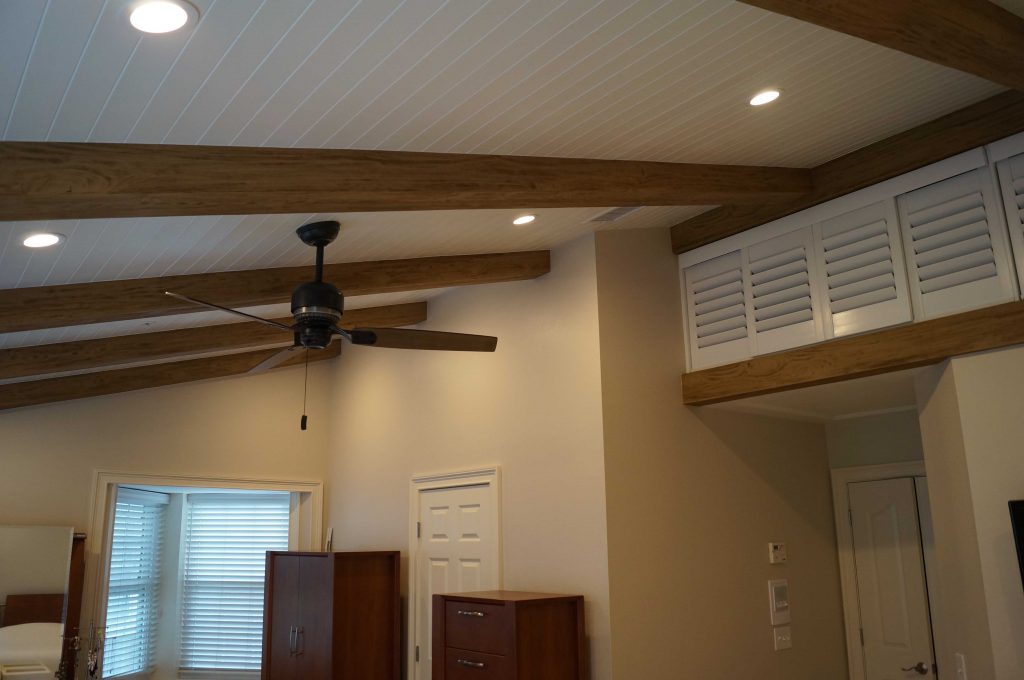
[745, 228, 823, 354]
[814, 201, 912, 338]
[897, 168, 1018, 319]
[683, 250, 752, 369]
[996, 152, 1024, 296]
[179, 493, 290, 677]
[103, 488, 169, 678]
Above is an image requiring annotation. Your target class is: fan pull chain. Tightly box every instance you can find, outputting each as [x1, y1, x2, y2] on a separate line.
[300, 349, 309, 431]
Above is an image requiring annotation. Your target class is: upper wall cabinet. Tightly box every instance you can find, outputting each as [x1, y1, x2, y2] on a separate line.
[996, 152, 1024, 297]
[683, 250, 752, 370]
[897, 168, 1018, 320]
[745, 228, 824, 355]
[813, 201, 912, 338]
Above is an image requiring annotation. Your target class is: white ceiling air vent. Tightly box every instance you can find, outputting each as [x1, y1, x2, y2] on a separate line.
[815, 201, 912, 338]
[745, 227, 823, 354]
[590, 206, 644, 222]
[897, 168, 1018, 319]
[683, 250, 751, 370]
[996, 152, 1024, 298]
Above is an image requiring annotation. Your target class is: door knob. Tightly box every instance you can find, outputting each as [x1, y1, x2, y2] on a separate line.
[901, 662, 929, 675]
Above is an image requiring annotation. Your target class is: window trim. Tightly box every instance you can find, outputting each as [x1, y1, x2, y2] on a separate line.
[86, 473, 323, 680]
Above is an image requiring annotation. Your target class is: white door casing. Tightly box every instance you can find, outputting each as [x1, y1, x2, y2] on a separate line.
[409, 468, 501, 680]
[849, 477, 936, 679]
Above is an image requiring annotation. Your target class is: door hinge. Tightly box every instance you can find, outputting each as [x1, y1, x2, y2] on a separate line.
[859, 628, 864, 646]
[415, 645, 420, 662]
[417, 522, 421, 538]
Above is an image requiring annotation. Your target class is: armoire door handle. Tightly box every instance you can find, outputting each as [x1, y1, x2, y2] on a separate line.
[288, 626, 298, 655]
[294, 627, 304, 656]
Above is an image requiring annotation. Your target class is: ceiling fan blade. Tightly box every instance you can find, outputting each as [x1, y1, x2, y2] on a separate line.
[348, 327, 497, 352]
[249, 344, 306, 373]
[165, 291, 294, 332]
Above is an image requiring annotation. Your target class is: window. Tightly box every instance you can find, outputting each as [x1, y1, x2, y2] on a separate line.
[103, 488, 169, 678]
[179, 493, 290, 677]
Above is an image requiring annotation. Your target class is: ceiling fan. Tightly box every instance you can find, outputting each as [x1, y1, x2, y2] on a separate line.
[166, 220, 498, 375]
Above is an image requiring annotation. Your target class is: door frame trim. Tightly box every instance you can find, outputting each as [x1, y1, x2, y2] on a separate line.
[408, 466, 503, 680]
[832, 461, 927, 680]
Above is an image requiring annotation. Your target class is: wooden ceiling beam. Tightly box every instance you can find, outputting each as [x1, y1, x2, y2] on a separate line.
[0, 142, 812, 221]
[0, 250, 547, 334]
[682, 300, 1024, 405]
[0, 302, 425, 381]
[740, 0, 1024, 90]
[0, 342, 340, 412]
[671, 91, 1024, 253]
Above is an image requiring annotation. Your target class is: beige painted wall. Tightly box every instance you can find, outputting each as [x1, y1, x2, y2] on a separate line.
[915, 363, 996, 679]
[0, 365, 330, 532]
[595, 229, 848, 680]
[946, 347, 1024, 678]
[324, 234, 612, 678]
[825, 410, 924, 469]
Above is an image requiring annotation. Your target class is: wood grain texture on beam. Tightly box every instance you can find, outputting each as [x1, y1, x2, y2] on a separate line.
[0, 342, 340, 412]
[671, 91, 1024, 253]
[0, 142, 812, 220]
[741, 0, 1024, 90]
[682, 300, 1024, 405]
[0, 302, 425, 381]
[0, 251, 547, 334]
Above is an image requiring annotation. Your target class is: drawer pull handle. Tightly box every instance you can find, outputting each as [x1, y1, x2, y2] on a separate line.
[457, 610, 485, 617]
[457, 659, 486, 669]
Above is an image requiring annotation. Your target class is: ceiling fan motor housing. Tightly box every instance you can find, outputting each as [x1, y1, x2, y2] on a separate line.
[291, 280, 343, 349]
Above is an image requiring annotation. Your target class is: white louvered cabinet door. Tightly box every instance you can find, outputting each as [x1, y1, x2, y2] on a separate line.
[897, 168, 1018, 319]
[683, 251, 752, 370]
[996, 153, 1024, 297]
[814, 201, 912, 338]
[744, 227, 824, 355]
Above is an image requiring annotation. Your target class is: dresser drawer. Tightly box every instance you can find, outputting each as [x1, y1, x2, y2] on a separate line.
[445, 648, 512, 680]
[444, 601, 513, 655]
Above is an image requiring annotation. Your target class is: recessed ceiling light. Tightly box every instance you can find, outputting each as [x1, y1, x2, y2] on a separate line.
[129, 0, 196, 34]
[23, 233, 65, 248]
[513, 215, 536, 225]
[750, 89, 781, 106]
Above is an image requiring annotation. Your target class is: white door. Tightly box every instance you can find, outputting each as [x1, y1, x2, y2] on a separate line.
[849, 478, 936, 679]
[413, 483, 499, 680]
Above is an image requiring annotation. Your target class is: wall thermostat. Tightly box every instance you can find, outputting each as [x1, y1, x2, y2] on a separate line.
[769, 542, 787, 564]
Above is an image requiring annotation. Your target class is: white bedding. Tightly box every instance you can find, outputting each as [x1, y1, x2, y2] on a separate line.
[0, 623, 63, 671]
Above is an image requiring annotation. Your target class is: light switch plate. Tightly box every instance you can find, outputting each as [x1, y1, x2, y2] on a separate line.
[769, 542, 787, 564]
[768, 579, 791, 625]
[773, 626, 792, 651]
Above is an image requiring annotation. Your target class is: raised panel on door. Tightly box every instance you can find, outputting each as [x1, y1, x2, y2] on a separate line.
[264, 555, 301, 680]
[814, 200, 913, 338]
[682, 250, 752, 370]
[897, 167, 1018, 319]
[996, 153, 1024, 296]
[744, 227, 824, 354]
[297, 555, 332, 679]
[415, 484, 498, 680]
[849, 478, 935, 680]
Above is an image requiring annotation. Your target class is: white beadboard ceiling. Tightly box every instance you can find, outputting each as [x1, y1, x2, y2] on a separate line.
[0, 0, 1015, 356]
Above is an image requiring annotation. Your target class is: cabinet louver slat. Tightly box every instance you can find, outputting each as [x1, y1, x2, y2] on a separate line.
[898, 168, 1017, 319]
[996, 153, 1024, 298]
[683, 251, 751, 369]
[746, 228, 822, 354]
[814, 201, 911, 338]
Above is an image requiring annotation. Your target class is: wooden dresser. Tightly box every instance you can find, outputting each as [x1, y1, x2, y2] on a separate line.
[261, 551, 400, 680]
[432, 591, 586, 680]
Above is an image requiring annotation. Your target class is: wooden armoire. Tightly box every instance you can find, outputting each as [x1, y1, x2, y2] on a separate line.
[261, 551, 400, 680]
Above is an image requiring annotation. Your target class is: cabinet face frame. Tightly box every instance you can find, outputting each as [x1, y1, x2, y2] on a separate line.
[408, 467, 503, 680]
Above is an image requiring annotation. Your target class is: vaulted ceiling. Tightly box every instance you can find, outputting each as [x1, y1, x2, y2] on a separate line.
[1, 0, 1022, 407]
